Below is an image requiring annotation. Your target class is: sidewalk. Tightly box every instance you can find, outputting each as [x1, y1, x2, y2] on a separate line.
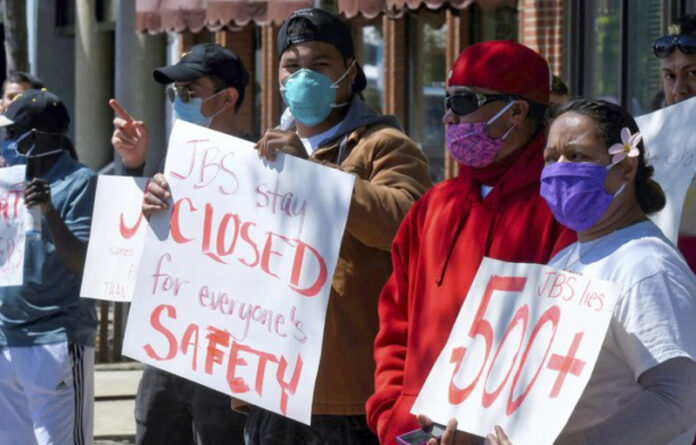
[94, 363, 142, 445]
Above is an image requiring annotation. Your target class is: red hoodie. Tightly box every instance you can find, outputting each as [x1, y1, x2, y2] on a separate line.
[366, 132, 576, 444]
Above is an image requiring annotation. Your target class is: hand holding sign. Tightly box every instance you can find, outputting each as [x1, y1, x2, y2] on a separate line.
[142, 173, 171, 216]
[256, 129, 309, 161]
[412, 258, 619, 445]
[110, 99, 149, 169]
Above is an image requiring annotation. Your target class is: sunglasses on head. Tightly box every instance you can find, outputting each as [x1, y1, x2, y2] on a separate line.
[653, 34, 696, 58]
[444, 92, 514, 116]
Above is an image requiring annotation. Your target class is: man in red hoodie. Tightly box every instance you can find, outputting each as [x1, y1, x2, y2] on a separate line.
[366, 40, 576, 444]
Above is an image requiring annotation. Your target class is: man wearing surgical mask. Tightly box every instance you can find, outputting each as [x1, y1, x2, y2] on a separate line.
[245, 7, 431, 444]
[111, 44, 250, 445]
[367, 41, 576, 445]
[111, 43, 248, 174]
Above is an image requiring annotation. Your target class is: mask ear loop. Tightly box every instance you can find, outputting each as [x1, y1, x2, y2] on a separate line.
[330, 60, 357, 109]
[18, 130, 66, 159]
[485, 100, 516, 140]
[605, 159, 627, 198]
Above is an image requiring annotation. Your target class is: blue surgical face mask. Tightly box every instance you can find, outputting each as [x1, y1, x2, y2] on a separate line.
[280, 60, 355, 127]
[1, 130, 64, 166]
[1, 139, 24, 166]
[173, 90, 225, 127]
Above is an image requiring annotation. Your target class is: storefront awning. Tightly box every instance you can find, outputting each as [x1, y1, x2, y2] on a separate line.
[136, 0, 313, 33]
[338, 0, 515, 19]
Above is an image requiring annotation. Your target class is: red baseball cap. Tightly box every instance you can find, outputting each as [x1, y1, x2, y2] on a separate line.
[448, 40, 551, 105]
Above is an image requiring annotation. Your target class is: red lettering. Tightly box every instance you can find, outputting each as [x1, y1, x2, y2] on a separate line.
[276, 354, 303, 416]
[171, 198, 196, 244]
[205, 327, 230, 375]
[261, 232, 295, 279]
[227, 341, 250, 393]
[239, 222, 260, 267]
[181, 324, 200, 371]
[143, 304, 178, 361]
[289, 240, 327, 297]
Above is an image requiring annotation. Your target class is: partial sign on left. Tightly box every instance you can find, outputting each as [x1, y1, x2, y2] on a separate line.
[0, 165, 26, 286]
[81, 175, 149, 301]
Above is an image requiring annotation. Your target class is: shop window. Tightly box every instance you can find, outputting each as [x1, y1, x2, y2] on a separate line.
[583, 0, 622, 105]
[354, 22, 384, 112]
[408, 9, 447, 182]
[627, 0, 664, 114]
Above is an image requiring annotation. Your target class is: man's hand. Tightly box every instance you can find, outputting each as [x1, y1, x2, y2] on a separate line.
[417, 415, 479, 445]
[24, 178, 54, 215]
[110, 99, 149, 169]
[255, 129, 308, 161]
[142, 173, 171, 218]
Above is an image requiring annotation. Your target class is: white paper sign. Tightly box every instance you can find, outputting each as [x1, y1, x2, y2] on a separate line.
[0, 165, 25, 287]
[412, 258, 619, 445]
[81, 176, 149, 301]
[636, 97, 696, 242]
[122, 121, 355, 424]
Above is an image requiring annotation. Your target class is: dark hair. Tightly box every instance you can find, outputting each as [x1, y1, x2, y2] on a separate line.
[673, 14, 696, 36]
[551, 75, 569, 96]
[208, 74, 244, 113]
[549, 99, 666, 214]
[526, 100, 548, 135]
[4, 71, 45, 90]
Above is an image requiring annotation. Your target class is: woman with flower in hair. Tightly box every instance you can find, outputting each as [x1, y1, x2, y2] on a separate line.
[420, 99, 696, 445]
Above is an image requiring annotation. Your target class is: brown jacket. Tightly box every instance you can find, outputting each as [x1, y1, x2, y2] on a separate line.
[305, 100, 432, 415]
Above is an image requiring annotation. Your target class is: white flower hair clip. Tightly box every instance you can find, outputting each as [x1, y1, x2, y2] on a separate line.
[608, 127, 641, 163]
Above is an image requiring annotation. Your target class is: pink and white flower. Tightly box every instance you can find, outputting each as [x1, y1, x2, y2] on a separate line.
[608, 127, 641, 163]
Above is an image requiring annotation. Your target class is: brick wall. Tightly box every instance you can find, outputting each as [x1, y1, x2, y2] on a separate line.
[518, 0, 565, 75]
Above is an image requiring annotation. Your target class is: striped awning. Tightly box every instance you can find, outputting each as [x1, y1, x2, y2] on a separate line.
[136, 0, 313, 33]
[338, 0, 516, 19]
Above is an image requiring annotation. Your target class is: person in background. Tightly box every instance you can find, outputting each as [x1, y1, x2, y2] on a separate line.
[0, 72, 45, 113]
[111, 43, 250, 445]
[654, 13, 696, 274]
[550, 74, 570, 107]
[366, 40, 575, 445]
[0, 89, 97, 445]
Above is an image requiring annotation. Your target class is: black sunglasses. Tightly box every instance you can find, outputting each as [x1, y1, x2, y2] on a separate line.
[444, 92, 513, 116]
[165, 85, 194, 103]
[653, 34, 696, 58]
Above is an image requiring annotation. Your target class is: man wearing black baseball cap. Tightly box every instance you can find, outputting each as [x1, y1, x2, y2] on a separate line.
[243, 7, 432, 444]
[0, 89, 98, 445]
[111, 42, 249, 172]
[110, 43, 249, 444]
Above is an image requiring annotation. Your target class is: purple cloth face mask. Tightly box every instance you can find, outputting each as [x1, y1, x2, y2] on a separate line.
[540, 162, 624, 231]
[446, 102, 515, 167]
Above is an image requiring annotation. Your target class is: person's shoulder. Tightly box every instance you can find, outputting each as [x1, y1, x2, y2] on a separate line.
[612, 222, 695, 289]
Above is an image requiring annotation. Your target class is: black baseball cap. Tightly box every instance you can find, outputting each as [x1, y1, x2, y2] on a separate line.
[0, 89, 70, 134]
[277, 8, 367, 92]
[153, 43, 249, 94]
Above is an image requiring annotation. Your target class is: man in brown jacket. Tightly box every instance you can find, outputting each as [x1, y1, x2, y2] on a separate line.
[249, 8, 432, 443]
[143, 7, 430, 444]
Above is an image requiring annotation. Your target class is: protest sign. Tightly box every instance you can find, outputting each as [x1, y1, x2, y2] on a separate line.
[122, 120, 355, 424]
[81, 176, 149, 301]
[0, 165, 25, 287]
[412, 257, 619, 445]
[636, 97, 696, 242]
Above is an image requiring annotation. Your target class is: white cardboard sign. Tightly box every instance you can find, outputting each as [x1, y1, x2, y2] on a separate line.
[636, 97, 696, 242]
[80, 176, 149, 301]
[0, 165, 26, 287]
[412, 258, 619, 445]
[122, 121, 355, 424]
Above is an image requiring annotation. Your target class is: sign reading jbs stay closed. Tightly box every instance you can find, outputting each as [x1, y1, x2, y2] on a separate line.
[122, 121, 355, 424]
